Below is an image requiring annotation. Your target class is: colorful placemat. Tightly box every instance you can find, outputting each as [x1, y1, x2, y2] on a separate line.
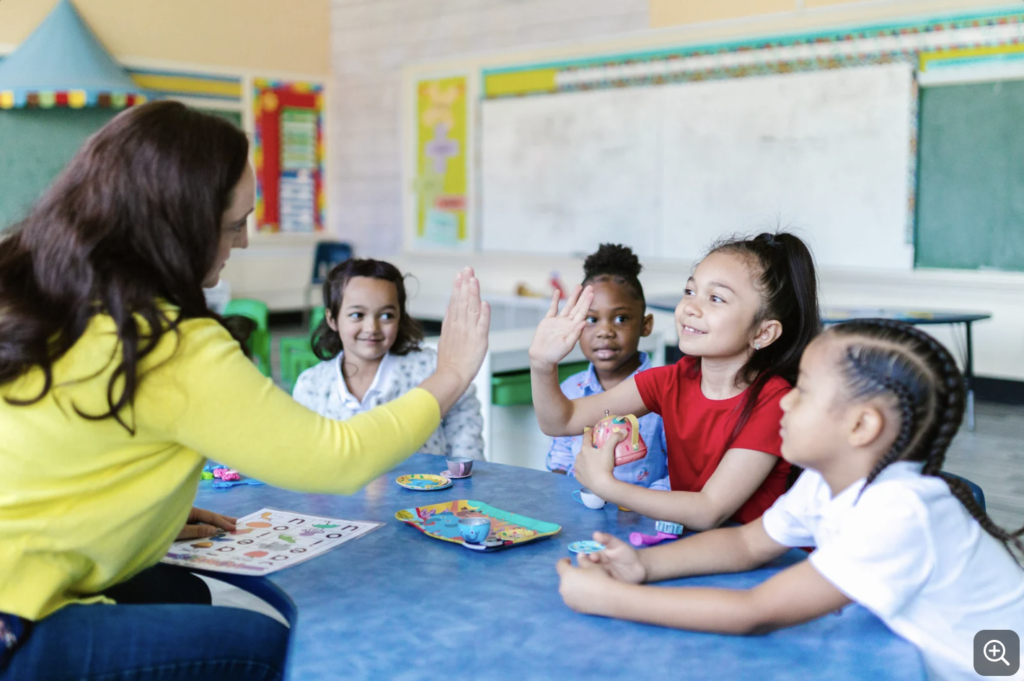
[396, 474, 453, 491]
[395, 499, 561, 552]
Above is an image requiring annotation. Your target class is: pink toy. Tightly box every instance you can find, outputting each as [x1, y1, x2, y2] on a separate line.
[220, 469, 241, 482]
[629, 531, 677, 547]
[591, 414, 647, 467]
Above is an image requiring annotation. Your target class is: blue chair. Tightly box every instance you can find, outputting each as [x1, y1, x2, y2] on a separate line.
[303, 241, 352, 327]
[312, 241, 353, 285]
[945, 472, 986, 512]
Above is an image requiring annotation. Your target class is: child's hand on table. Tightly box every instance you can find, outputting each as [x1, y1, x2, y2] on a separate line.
[573, 427, 622, 497]
[578, 532, 648, 584]
[528, 285, 594, 368]
[176, 507, 237, 540]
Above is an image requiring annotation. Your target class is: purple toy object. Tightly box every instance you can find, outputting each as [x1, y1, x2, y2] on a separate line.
[220, 470, 241, 482]
[629, 520, 685, 547]
[629, 531, 677, 547]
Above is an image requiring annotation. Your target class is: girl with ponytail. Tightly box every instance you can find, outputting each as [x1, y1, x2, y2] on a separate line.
[556, 319, 1023, 680]
[531, 232, 820, 529]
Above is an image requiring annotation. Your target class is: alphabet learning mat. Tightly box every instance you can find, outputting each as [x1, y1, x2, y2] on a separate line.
[161, 507, 382, 576]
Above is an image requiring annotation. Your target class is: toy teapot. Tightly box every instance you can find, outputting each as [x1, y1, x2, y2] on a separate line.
[590, 413, 647, 467]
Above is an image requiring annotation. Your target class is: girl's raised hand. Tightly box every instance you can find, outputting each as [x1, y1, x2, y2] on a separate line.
[422, 268, 491, 416]
[528, 285, 594, 368]
[578, 531, 648, 584]
[436, 267, 491, 385]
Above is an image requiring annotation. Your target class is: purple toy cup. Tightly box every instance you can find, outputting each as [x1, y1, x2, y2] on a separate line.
[446, 456, 473, 477]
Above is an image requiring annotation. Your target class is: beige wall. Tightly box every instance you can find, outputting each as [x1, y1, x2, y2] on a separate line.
[0, 0, 330, 74]
[650, 0, 1015, 29]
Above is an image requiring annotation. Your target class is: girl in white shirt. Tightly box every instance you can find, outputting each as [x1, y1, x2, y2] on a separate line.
[293, 258, 484, 460]
[556, 319, 1023, 681]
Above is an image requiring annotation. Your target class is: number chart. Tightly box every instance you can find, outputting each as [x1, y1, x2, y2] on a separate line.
[162, 507, 382, 576]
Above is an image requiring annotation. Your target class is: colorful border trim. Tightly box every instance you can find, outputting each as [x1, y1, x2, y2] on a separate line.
[0, 89, 145, 109]
[482, 10, 1024, 97]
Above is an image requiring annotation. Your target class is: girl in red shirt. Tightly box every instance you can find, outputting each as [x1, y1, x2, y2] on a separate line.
[529, 233, 820, 529]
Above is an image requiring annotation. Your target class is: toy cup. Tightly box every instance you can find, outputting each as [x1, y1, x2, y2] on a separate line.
[591, 414, 647, 466]
[446, 456, 473, 477]
[458, 517, 491, 544]
[572, 487, 606, 510]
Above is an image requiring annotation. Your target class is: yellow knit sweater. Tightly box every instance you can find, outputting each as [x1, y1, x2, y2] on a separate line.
[0, 313, 440, 620]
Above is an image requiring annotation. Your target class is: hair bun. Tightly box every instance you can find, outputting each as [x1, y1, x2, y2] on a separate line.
[583, 243, 642, 280]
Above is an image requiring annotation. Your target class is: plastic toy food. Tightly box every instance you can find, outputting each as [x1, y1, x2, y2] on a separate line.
[591, 414, 647, 466]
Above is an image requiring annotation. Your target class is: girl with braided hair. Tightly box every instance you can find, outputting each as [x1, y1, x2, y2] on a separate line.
[556, 319, 1023, 681]
[532, 232, 819, 530]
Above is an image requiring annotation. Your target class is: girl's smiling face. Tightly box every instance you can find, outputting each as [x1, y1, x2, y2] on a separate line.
[327, 276, 401, 366]
[674, 250, 779, 360]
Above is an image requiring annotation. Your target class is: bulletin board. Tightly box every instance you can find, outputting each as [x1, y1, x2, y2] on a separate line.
[412, 75, 470, 250]
[253, 78, 326, 234]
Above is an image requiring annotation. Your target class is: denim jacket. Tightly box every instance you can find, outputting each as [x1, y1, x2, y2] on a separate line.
[545, 352, 670, 489]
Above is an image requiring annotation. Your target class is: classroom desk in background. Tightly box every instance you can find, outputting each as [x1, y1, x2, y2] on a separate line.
[646, 295, 992, 431]
[194, 454, 925, 681]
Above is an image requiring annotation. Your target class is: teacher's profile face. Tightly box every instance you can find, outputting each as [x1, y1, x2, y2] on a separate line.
[204, 163, 256, 288]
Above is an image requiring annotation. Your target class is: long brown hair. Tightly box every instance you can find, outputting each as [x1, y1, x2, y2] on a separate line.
[0, 101, 250, 432]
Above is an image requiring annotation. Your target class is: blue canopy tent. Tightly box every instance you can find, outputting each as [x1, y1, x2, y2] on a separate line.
[0, 0, 147, 109]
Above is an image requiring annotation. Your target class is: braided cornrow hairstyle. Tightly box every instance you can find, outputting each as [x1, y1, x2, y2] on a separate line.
[831, 319, 1024, 562]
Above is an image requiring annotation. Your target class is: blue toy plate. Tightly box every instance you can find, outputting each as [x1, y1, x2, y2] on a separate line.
[568, 540, 606, 554]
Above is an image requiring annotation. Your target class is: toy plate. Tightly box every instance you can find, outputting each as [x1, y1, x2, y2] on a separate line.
[439, 470, 471, 480]
[395, 474, 453, 491]
[568, 540, 606, 554]
[395, 500, 561, 552]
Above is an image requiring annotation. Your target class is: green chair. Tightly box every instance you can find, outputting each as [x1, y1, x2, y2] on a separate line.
[279, 306, 327, 392]
[224, 298, 272, 378]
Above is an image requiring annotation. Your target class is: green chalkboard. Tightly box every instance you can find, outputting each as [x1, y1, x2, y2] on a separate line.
[0, 107, 243, 230]
[0, 108, 117, 229]
[916, 80, 1024, 271]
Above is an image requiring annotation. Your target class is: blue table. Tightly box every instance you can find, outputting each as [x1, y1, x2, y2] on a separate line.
[647, 296, 991, 430]
[195, 454, 924, 680]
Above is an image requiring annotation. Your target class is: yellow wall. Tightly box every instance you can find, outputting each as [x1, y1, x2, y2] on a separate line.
[0, 0, 330, 75]
[650, 0, 1017, 29]
[651, 0, 794, 27]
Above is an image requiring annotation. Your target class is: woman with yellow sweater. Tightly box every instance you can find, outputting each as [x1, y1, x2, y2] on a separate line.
[0, 102, 491, 680]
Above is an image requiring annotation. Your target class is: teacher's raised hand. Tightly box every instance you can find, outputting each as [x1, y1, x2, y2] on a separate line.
[419, 267, 491, 416]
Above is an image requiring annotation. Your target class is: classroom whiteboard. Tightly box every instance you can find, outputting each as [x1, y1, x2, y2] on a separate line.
[481, 63, 915, 270]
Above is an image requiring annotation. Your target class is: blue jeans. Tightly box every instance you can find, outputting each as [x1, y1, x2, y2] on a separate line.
[2, 566, 289, 681]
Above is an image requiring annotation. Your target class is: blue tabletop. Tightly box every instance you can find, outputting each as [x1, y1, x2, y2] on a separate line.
[195, 454, 924, 681]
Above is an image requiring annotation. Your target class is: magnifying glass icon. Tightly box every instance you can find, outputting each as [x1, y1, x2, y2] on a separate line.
[984, 640, 1011, 666]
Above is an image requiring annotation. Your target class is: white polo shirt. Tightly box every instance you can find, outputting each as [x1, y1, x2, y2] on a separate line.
[762, 462, 1024, 681]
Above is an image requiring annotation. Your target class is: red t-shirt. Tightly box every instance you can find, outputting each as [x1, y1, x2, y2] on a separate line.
[634, 357, 791, 524]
